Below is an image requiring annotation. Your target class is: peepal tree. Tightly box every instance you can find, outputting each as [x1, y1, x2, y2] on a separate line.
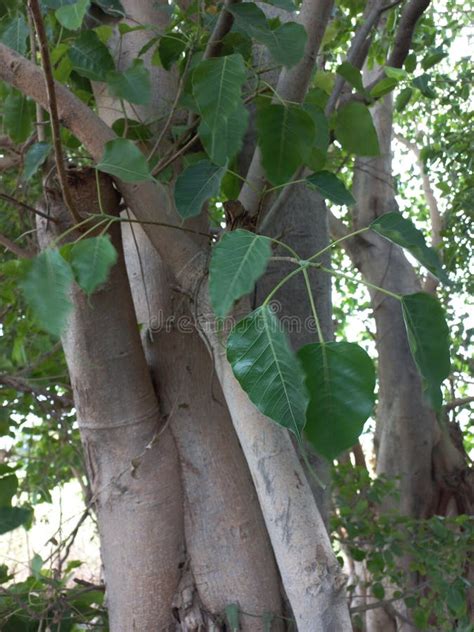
[0, 0, 467, 630]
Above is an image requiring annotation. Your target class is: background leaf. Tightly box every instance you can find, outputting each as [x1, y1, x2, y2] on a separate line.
[334, 102, 380, 156]
[298, 342, 376, 460]
[257, 104, 315, 185]
[401, 292, 450, 411]
[209, 230, 271, 318]
[68, 30, 115, 81]
[0, 14, 29, 55]
[23, 142, 51, 181]
[0, 506, 33, 535]
[306, 171, 355, 206]
[106, 59, 151, 105]
[96, 138, 153, 182]
[20, 249, 74, 336]
[227, 306, 309, 438]
[70, 236, 117, 295]
[370, 212, 448, 283]
[174, 160, 225, 218]
[55, 0, 90, 30]
[3, 91, 33, 143]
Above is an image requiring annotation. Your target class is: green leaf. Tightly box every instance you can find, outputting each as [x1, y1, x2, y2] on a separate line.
[334, 102, 380, 156]
[395, 87, 413, 112]
[55, 0, 90, 30]
[372, 583, 385, 600]
[198, 102, 248, 167]
[92, 0, 125, 16]
[156, 33, 187, 70]
[401, 292, 451, 411]
[298, 342, 376, 460]
[370, 212, 448, 283]
[413, 74, 436, 99]
[31, 553, 43, 578]
[227, 306, 309, 438]
[228, 4, 306, 67]
[111, 118, 153, 142]
[106, 59, 151, 105]
[96, 138, 153, 182]
[209, 229, 272, 318]
[337, 61, 364, 93]
[0, 14, 29, 55]
[0, 473, 17, 506]
[70, 236, 117, 295]
[421, 48, 447, 70]
[0, 506, 33, 535]
[68, 30, 115, 81]
[193, 54, 248, 165]
[224, 604, 240, 632]
[261, 0, 296, 10]
[306, 171, 355, 206]
[370, 76, 398, 98]
[20, 249, 74, 336]
[257, 104, 315, 185]
[23, 142, 51, 181]
[174, 159, 225, 218]
[3, 91, 33, 143]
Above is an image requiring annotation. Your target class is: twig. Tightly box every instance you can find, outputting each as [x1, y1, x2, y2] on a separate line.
[203, 0, 241, 59]
[0, 191, 55, 221]
[28, 0, 82, 226]
[0, 232, 34, 258]
[444, 396, 474, 411]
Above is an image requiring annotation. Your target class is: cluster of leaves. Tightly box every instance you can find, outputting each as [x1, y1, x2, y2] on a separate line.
[333, 465, 474, 631]
[0, 559, 106, 631]
[208, 210, 450, 460]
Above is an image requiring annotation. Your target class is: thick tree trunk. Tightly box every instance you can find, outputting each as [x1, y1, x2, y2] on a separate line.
[36, 178, 184, 631]
[123, 223, 284, 630]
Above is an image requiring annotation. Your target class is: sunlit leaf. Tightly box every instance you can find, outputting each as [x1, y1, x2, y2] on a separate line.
[209, 229, 271, 318]
[298, 342, 376, 460]
[227, 306, 309, 438]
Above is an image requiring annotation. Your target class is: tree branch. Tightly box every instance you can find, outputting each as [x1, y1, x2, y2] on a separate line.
[0, 232, 34, 259]
[203, 0, 241, 59]
[28, 0, 82, 226]
[444, 396, 474, 411]
[0, 191, 57, 222]
[238, 0, 335, 214]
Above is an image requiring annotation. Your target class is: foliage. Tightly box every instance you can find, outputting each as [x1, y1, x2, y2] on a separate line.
[333, 465, 474, 632]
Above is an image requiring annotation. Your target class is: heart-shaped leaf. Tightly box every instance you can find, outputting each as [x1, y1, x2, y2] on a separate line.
[298, 342, 376, 460]
[198, 102, 249, 167]
[306, 171, 355, 206]
[174, 160, 225, 218]
[70, 236, 117, 295]
[257, 104, 315, 185]
[0, 14, 29, 55]
[96, 138, 153, 182]
[20, 249, 74, 336]
[401, 292, 450, 410]
[370, 212, 448, 283]
[106, 59, 151, 105]
[55, 0, 90, 30]
[227, 306, 309, 438]
[334, 102, 380, 156]
[210, 229, 272, 318]
[68, 30, 115, 81]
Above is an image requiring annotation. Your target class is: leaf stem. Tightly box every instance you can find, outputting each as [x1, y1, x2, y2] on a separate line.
[308, 227, 369, 262]
[262, 265, 304, 306]
[302, 267, 325, 344]
[316, 265, 402, 300]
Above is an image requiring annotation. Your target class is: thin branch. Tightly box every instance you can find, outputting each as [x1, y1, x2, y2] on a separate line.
[203, 0, 241, 59]
[28, 0, 81, 226]
[444, 396, 474, 411]
[0, 233, 34, 259]
[0, 192, 56, 221]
